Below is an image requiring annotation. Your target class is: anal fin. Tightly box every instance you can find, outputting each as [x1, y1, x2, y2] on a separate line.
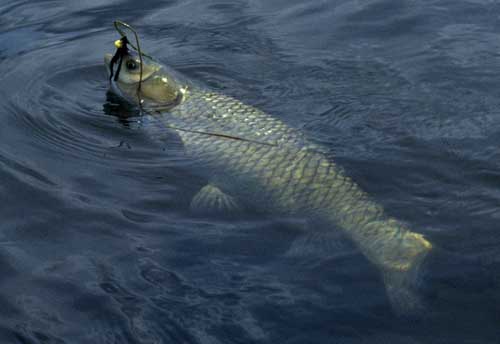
[189, 184, 241, 215]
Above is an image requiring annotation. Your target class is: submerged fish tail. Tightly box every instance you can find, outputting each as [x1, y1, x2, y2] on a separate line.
[293, 153, 432, 313]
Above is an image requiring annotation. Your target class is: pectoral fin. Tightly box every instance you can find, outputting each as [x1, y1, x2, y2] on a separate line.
[189, 184, 241, 215]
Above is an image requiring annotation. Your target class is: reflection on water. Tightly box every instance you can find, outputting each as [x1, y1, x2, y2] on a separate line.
[0, 0, 500, 343]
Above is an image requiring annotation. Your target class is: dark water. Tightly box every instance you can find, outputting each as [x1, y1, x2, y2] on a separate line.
[1, 0, 500, 343]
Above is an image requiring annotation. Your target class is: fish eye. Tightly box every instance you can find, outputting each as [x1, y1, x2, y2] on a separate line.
[126, 60, 138, 71]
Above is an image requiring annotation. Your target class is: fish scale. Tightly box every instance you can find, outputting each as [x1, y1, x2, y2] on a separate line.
[151, 88, 405, 209]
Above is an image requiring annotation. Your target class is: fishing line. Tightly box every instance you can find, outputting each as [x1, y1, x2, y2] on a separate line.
[149, 112, 278, 147]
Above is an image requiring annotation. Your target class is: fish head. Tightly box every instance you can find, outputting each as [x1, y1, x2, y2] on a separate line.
[105, 50, 185, 109]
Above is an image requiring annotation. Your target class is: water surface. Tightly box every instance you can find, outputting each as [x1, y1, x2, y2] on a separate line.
[1, 0, 500, 343]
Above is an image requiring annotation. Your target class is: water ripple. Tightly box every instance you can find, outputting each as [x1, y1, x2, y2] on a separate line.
[1, 0, 500, 343]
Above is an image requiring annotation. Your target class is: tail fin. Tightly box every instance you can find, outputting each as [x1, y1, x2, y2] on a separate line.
[372, 231, 432, 317]
[382, 251, 429, 317]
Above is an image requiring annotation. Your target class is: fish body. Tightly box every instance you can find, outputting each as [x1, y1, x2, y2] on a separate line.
[104, 49, 432, 314]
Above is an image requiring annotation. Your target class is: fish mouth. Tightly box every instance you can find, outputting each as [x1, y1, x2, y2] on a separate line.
[104, 53, 113, 77]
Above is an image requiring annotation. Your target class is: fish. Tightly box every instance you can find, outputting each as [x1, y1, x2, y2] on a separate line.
[104, 48, 433, 315]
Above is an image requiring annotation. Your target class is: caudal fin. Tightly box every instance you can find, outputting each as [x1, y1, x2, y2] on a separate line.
[381, 233, 432, 316]
[383, 263, 427, 316]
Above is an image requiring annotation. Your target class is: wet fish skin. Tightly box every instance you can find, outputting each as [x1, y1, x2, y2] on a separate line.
[105, 51, 432, 315]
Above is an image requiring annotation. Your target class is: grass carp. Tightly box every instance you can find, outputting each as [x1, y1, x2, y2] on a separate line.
[104, 45, 432, 316]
